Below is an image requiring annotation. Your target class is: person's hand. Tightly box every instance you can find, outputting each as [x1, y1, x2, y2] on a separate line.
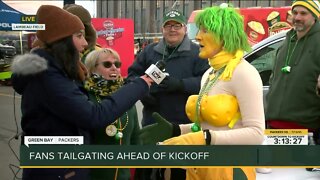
[162, 131, 206, 145]
[140, 75, 153, 87]
[140, 94, 158, 107]
[158, 76, 184, 92]
[139, 112, 173, 145]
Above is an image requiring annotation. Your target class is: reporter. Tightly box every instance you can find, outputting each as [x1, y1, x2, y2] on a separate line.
[11, 5, 151, 180]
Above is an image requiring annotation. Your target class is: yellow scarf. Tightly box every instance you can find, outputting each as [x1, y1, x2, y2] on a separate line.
[208, 50, 244, 81]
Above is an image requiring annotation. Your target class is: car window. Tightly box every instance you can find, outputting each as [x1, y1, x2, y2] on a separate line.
[187, 23, 198, 42]
[246, 40, 284, 86]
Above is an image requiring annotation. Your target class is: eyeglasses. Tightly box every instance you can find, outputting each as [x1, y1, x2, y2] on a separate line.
[96, 61, 122, 68]
[163, 24, 184, 30]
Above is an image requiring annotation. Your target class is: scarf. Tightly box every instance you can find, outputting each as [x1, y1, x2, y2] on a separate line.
[84, 73, 124, 97]
[208, 49, 244, 81]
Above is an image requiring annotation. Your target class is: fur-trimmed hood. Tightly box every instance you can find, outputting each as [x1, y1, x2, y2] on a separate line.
[11, 51, 48, 94]
[11, 53, 48, 75]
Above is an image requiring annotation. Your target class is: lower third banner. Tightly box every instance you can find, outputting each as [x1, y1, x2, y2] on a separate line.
[20, 145, 320, 167]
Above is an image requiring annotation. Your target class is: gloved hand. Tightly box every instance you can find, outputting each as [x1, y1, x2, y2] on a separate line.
[140, 94, 158, 107]
[158, 76, 184, 92]
[139, 112, 173, 145]
[162, 131, 206, 145]
[140, 83, 162, 107]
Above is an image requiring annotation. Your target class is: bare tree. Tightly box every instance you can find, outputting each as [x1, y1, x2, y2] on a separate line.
[150, 0, 156, 33]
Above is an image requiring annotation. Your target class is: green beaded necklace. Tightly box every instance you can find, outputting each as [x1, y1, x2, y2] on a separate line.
[282, 34, 298, 73]
[191, 66, 226, 132]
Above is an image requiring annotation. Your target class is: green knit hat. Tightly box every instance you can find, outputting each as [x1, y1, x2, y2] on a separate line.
[292, 0, 320, 18]
[163, 10, 186, 26]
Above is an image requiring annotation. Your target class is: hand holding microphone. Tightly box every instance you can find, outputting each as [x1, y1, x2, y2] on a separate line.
[140, 75, 153, 87]
[158, 76, 184, 92]
[145, 60, 167, 84]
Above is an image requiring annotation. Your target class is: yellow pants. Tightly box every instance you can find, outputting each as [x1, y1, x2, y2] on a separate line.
[186, 167, 256, 180]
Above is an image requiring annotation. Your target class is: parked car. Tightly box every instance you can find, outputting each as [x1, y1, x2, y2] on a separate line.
[12, 40, 29, 55]
[0, 43, 16, 85]
[244, 30, 288, 109]
[0, 43, 16, 59]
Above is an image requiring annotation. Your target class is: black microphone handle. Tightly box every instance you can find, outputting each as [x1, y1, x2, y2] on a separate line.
[155, 60, 166, 71]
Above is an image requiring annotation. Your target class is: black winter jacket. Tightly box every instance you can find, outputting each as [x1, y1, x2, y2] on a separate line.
[128, 36, 209, 126]
[11, 48, 149, 180]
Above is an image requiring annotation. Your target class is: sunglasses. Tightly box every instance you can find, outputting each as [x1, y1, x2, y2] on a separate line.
[97, 61, 122, 68]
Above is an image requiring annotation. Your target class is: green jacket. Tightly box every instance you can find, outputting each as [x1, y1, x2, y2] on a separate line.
[266, 21, 320, 129]
[88, 93, 141, 180]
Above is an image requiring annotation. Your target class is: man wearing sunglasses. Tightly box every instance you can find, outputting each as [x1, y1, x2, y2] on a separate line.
[128, 9, 209, 180]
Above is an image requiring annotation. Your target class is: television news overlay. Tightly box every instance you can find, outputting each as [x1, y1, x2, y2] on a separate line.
[12, 24, 45, 31]
[264, 129, 308, 145]
[11, 15, 45, 31]
[24, 136, 84, 147]
[20, 135, 320, 168]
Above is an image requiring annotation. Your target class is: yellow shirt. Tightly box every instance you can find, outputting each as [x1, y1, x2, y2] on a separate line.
[186, 94, 240, 128]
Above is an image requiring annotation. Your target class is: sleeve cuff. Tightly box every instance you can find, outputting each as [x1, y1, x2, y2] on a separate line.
[172, 123, 181, 137]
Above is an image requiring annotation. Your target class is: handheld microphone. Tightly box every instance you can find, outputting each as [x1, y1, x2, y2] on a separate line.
[145, 60, 167, 84]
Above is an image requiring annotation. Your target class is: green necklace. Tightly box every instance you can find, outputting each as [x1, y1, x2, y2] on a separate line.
[282, 33, 298, 73]
[191, 66, 226, 132]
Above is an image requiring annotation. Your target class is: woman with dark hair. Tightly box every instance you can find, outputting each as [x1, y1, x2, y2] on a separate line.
[11, 5, 152, 180]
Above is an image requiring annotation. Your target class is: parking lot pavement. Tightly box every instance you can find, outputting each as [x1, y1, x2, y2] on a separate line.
[0, 85, 22, 179]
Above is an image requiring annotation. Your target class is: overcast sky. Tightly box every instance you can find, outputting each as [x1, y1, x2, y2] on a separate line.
[3, 1, 96, 17]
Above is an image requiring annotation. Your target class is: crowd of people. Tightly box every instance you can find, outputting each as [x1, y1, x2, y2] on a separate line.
[10, 0, 320, 179]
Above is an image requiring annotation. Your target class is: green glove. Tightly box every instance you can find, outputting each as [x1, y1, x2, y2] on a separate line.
[139, 112, 173, 145]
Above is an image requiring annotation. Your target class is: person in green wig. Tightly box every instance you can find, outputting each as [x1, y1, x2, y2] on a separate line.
[139, 3, 265, 179]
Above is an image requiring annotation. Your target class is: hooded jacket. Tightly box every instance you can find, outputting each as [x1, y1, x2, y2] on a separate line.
[266, 21, 320, 129]
[11, 48, 149, 138]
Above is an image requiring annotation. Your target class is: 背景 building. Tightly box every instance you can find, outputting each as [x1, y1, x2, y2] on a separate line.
[96, 0, 292, 39]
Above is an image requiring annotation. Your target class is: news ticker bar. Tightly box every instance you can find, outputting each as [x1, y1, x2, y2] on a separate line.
[20, 145, 320, 167]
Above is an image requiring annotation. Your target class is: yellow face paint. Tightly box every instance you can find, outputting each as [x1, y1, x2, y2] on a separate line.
[196, 27, 223, 59]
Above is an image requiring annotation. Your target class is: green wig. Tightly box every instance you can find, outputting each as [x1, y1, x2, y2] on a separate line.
[195, 4, 251, 53]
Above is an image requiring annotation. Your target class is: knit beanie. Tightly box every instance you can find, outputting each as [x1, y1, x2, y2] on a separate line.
[36, 5, 84, 44]
[292, 0, 320, 18]
[64, 4, 97, 48]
